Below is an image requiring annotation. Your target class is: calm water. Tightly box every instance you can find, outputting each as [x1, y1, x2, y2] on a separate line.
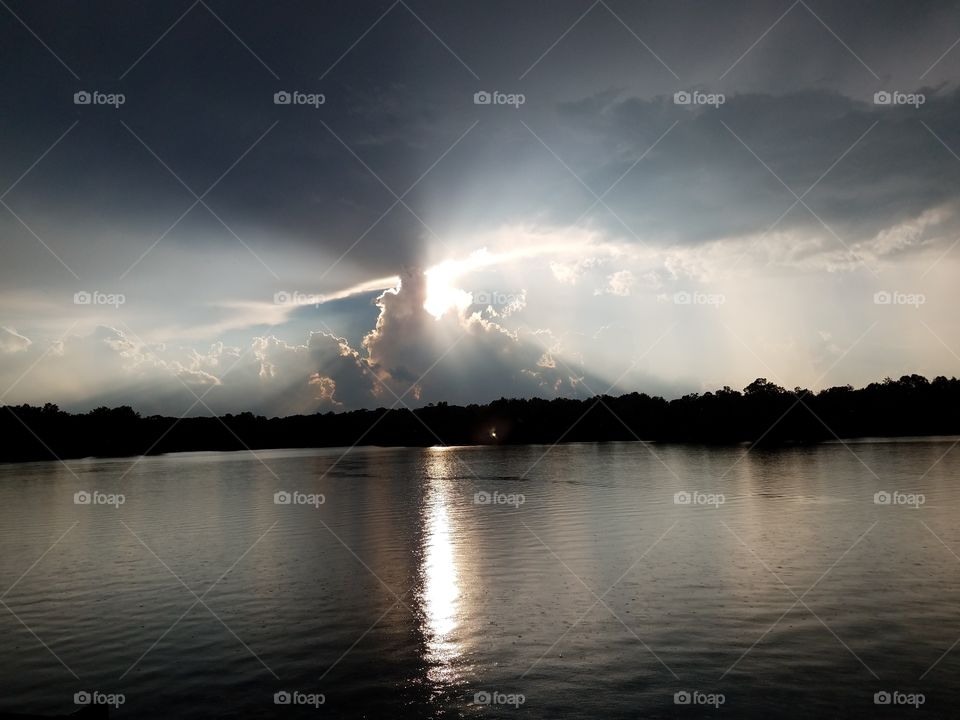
[1, 439, 958, 718]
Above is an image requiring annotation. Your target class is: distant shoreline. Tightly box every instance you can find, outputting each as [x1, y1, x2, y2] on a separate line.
[2, 374, 957, 464]
[4, 433, 958, 468]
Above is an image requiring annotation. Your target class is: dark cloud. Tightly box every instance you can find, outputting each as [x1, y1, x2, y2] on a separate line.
[3, 0, 959, 280]
[552, 87, 960, 252]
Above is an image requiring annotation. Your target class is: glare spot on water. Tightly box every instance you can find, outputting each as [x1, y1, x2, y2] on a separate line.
[420, 453, 462, 685]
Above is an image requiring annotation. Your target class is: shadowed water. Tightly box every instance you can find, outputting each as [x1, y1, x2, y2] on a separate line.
[0, 439, 958, 718]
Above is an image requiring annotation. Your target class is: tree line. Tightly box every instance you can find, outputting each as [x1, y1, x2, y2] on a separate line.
[1, 374, 957, 463]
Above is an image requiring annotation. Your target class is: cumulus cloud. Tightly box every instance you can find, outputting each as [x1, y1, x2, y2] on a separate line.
[550, 257, 603, 285]
[363, 269, 597, 405]
[309, 375, 339, 407]
[0, 267, 607, 415]
[596, 270, 635, 297]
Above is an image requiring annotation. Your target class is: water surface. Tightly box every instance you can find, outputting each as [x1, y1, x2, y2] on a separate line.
[1, 439, 958, 717]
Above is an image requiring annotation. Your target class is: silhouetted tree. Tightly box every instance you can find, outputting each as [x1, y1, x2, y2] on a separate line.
[1, 375, 958, 463]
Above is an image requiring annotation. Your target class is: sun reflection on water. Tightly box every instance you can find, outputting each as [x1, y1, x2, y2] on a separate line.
[420, 448, 462, 685]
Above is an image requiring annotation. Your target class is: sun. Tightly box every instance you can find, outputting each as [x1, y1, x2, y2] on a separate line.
[423, 261, 473, 319]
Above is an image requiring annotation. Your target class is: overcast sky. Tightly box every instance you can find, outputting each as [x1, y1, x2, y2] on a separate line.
[1, 0, 959, 415]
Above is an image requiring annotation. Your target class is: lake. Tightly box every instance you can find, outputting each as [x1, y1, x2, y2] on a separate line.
[0, 438, 957, 718]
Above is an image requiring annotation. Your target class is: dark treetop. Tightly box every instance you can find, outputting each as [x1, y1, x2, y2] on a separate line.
[2, 375, 958, 463]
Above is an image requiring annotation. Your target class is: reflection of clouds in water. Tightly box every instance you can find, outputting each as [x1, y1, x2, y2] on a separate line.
[421, 449, 462, 685]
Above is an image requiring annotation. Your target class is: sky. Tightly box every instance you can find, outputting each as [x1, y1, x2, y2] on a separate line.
[1, 0, 959, 416]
